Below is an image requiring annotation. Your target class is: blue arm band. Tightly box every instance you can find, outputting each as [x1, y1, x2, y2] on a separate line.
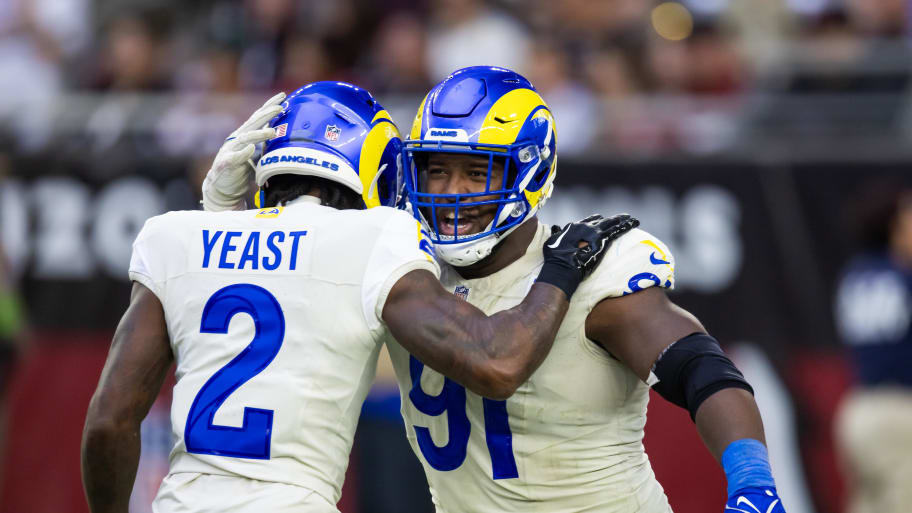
[721, 438, 776, 497]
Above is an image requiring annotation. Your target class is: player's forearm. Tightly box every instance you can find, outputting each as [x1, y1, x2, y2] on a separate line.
[441, 282, 567, 399]
[81, 417, 141, 513]
[474, 282, 568, 397]
[694, 387, 766, 462]
[695, 388, 782, 504]
[398, 282, 567, 399]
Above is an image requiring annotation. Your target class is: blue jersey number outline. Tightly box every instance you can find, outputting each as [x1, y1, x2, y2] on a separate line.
[409, 356, 519, 479]
[185, 284, 285, 459]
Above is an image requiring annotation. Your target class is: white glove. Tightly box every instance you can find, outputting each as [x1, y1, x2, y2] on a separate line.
[202, 92, 286, 211]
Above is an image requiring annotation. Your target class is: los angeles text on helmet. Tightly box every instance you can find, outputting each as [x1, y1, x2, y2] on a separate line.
[259, 154, 340, 171]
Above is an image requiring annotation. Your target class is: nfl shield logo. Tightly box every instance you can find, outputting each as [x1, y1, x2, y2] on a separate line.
[454, 285, 469, 301]
[324, 124, 341, 142]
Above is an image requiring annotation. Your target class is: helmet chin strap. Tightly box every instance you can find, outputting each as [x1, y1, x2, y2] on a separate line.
[434, 219, 524, 267]
[436, 237, 498, 267]
[428, 194, 530, 266]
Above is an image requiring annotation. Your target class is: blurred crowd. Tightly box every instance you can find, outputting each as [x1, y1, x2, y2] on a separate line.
[0, 0, 910, 157]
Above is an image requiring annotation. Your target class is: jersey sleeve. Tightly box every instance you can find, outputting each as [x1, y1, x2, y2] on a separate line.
[576, 228, 676, 310]
[128, 214, 173, 300]
[362, 211, 440, 331]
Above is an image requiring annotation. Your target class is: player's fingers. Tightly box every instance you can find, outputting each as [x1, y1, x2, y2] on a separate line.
[597, 213, 637, 234]
[225, 144, 256, 165]
[243, 104, 284, 132]
[554, 223, 571, 237]
[237, 92, 285, 129]
[595, 213, 628, 229]
[260, 91, 286, 110]
[220, 136, 243, 153]
[235, 127, 276, 145]
[579, 213, 603, 225]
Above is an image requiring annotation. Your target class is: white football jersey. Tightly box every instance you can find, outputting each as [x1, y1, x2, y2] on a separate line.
[128, 197, 438, 507]
[386, 222, 676, 513]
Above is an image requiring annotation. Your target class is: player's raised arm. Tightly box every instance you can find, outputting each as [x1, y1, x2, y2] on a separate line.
[81, 283, 173, 513]
[383, 214, 638, 400]
[585, 286, 785, 513]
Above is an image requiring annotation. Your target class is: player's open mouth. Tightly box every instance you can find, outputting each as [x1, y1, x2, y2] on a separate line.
[436, 211, 483, 237]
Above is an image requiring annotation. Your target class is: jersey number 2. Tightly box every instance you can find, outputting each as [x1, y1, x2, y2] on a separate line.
[185, 284, 285, 459]
[409, 356, 519, 479]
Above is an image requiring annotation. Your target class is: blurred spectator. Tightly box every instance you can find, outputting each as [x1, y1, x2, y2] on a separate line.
[686, 22, 746, 95]
[583, 43, 641, 97]
[275, 37, 330, 92]
[362, 11, 432, 96]
[536, 0, 649, 50]
[845, 0, 906, 37]
[228, 0, 371, 91]
[787, 8, 909, 95]
[173, 45, 243, 94]
[91, 9, 173, 91]
[318, 0, 378, 80]
[644, 37, 692, 93]
[425, 0, 531, 81]
[235, 0, 296, 91]
[527, 39, 598, 155]
[833, 182, 912, 513]
[720, 0, 796, 77]
[0, 0, 88, 149]
[205, 47, 243, 94]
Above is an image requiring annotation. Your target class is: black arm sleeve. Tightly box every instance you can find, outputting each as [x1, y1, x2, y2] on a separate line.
[651, 332, 754, 421]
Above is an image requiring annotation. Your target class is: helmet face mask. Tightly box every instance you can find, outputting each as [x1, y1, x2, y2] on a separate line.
[409, 144, 525, 243]
[256, 81, 404, 209]
[403, 66, 557, 266]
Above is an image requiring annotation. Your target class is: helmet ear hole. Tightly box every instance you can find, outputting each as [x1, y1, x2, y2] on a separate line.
[527, 162, 550, 192]
[504, 156, 517, 188]
[376, 175, 390, 205]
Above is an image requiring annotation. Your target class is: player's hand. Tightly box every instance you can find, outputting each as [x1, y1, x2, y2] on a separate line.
[537, 213, 639, 299]
[202, 92, 286, 211]
[725, 487, 786, 513]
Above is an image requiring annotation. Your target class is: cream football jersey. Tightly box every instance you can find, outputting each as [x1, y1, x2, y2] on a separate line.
[128, 197, 438, 507]
[386, 223, 676, 513]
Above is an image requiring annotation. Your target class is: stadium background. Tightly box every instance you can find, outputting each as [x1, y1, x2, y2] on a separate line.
[1, 0, 910, 511]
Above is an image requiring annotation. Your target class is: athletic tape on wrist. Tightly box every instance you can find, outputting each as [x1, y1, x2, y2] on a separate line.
[722, 438, 776, 497]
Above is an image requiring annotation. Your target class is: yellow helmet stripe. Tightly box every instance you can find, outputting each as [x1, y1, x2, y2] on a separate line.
[359, 120, 401, 208]
[476, 88, 548, 147]
[372, 109, 393, 124]
[410, 94, 429, 140]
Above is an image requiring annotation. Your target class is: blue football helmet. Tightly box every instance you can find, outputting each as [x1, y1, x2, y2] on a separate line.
[255, 81, 404, 208]
[403, 66, 557, 266]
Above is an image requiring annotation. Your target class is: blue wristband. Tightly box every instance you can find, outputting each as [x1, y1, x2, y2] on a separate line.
[721, 438, 776, 497]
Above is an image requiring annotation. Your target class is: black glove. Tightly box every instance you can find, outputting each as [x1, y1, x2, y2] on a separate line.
[537, 213, 639, 299]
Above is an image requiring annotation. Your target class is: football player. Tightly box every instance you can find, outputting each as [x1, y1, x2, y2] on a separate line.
[81, 82, 636, 513]
[382, 66, 787, 513]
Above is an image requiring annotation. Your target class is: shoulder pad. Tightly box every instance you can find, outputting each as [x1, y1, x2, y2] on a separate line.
[577, 228, 675, 303]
